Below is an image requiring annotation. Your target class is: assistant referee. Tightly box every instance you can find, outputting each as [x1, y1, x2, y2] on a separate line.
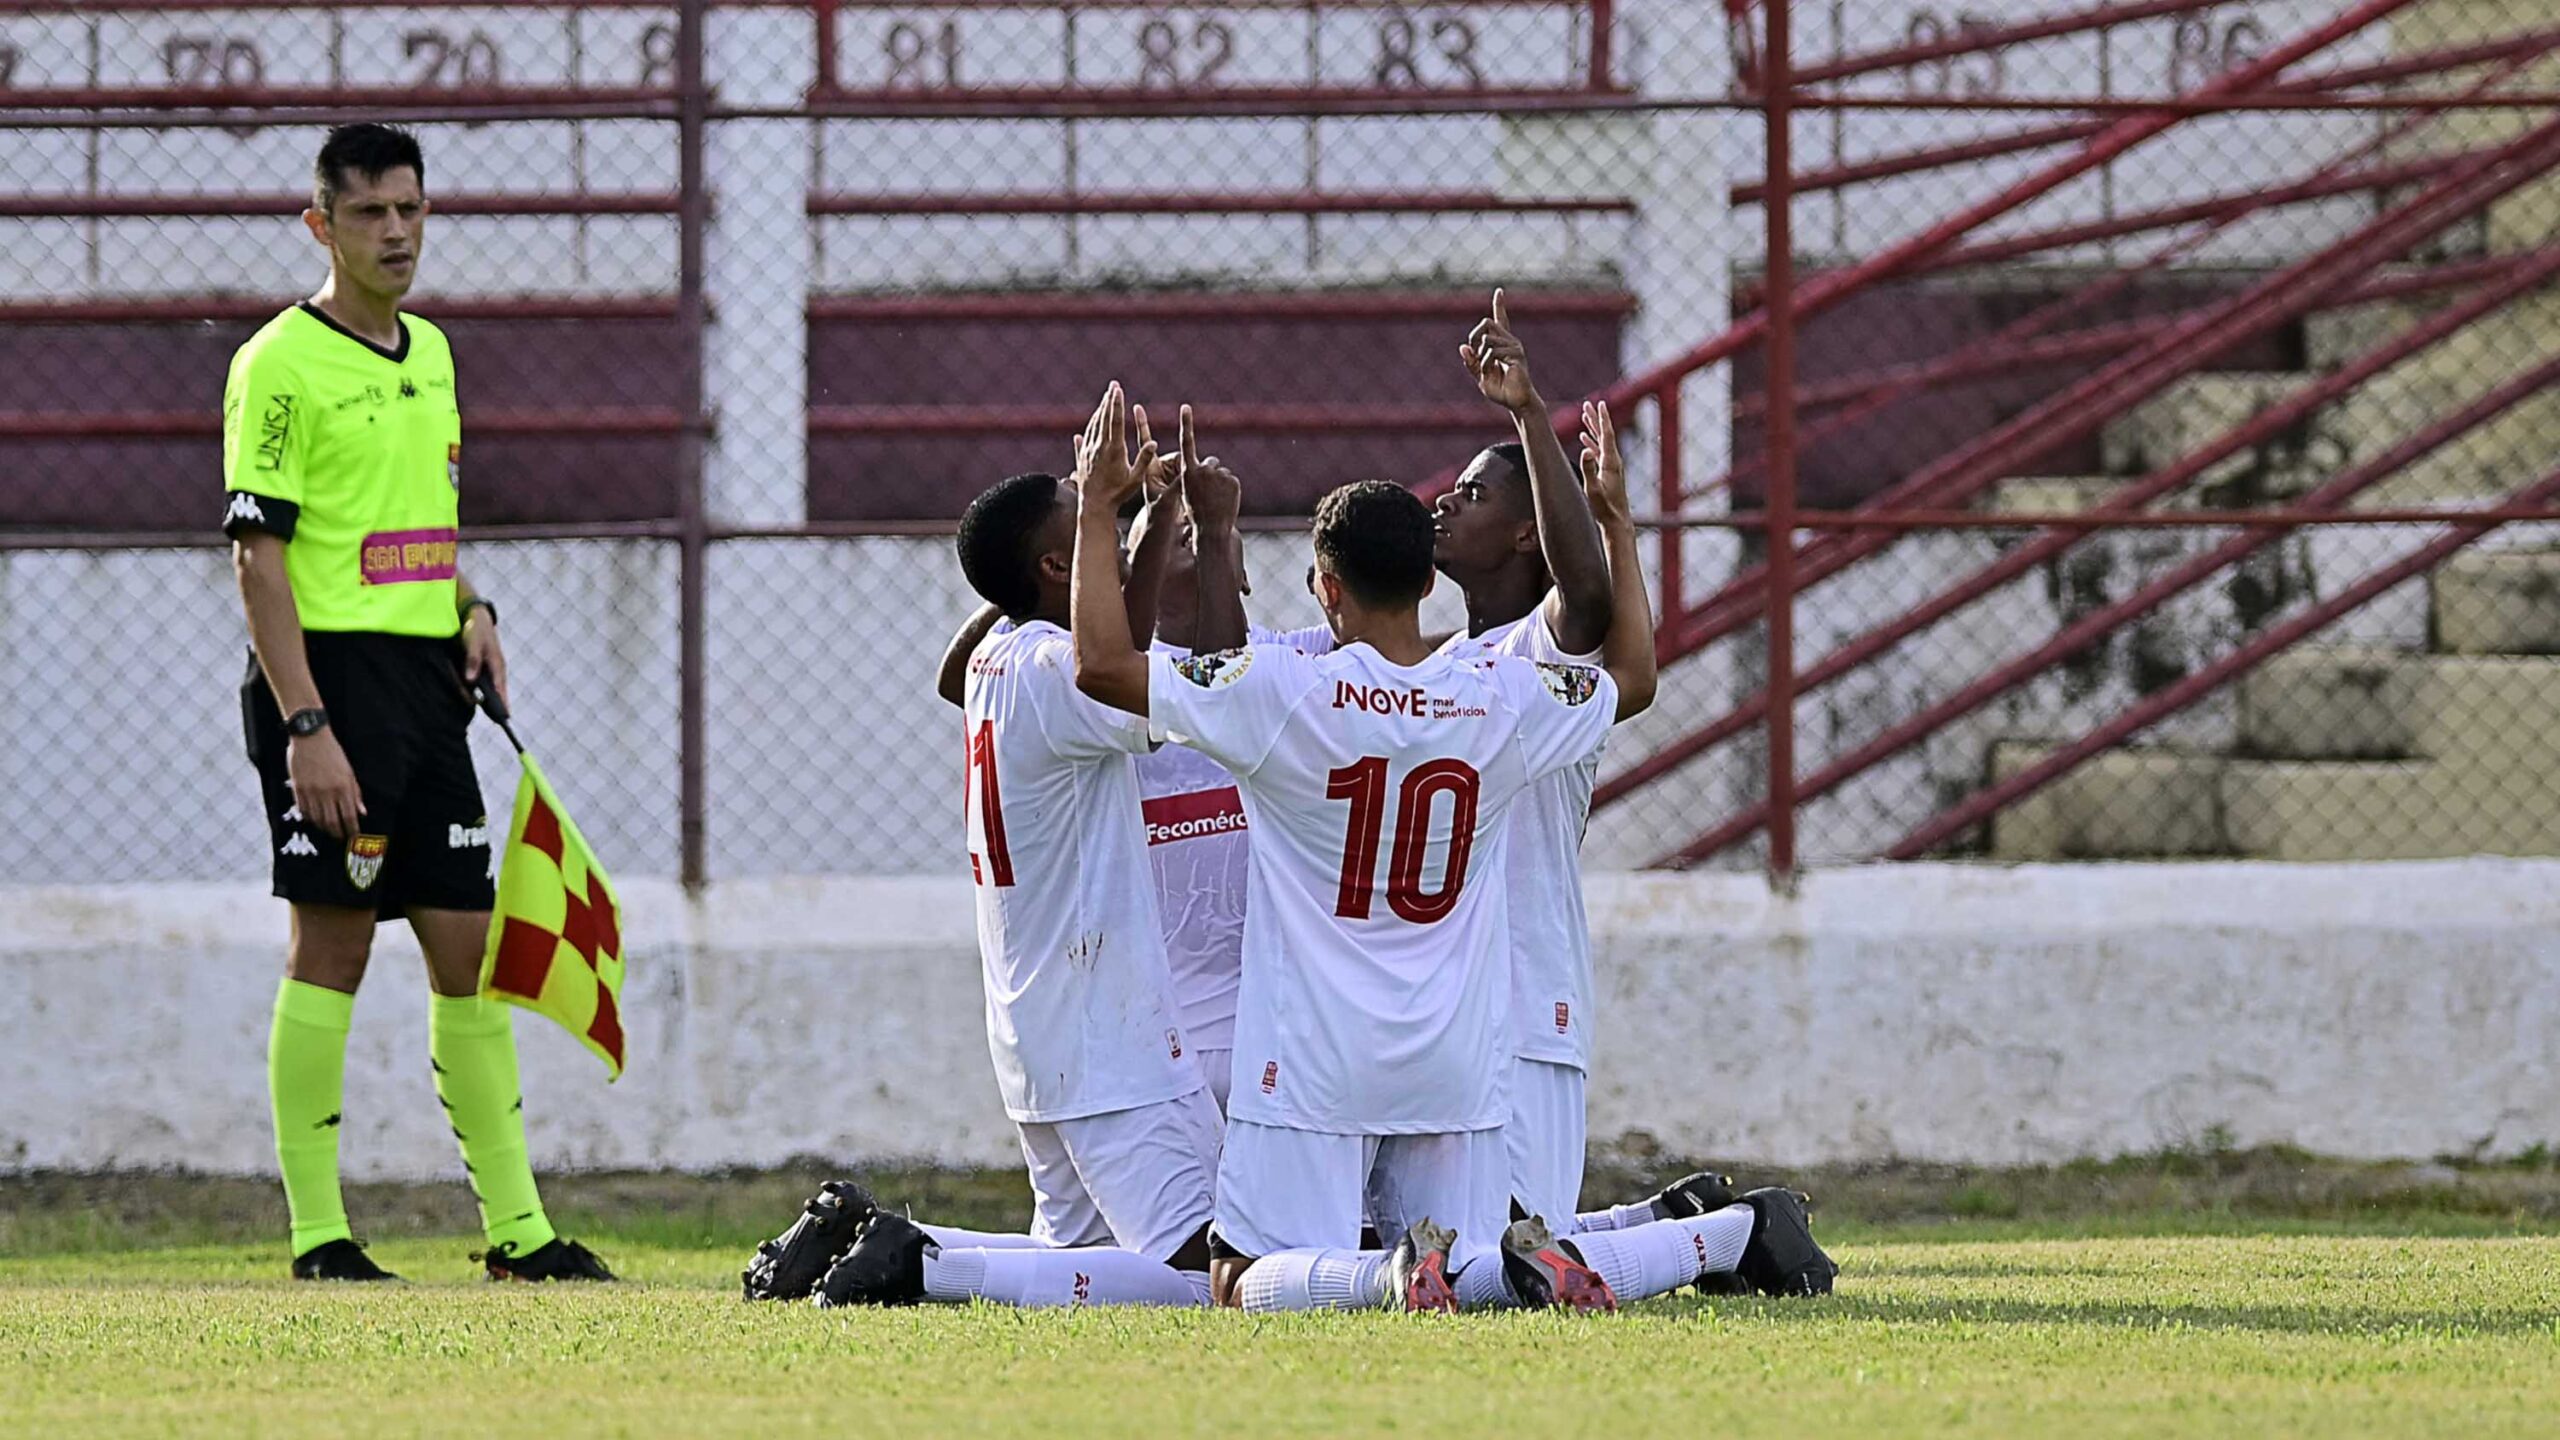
[224, 124, 609, 1283]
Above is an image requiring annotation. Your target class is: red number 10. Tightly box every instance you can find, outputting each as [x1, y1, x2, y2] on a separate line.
[1325, 756, 1479, 924]
[966, 720, 1014, 887]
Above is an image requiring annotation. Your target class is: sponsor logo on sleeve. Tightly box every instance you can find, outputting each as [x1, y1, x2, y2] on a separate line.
[254, 394, 297, 471]
[1535, 662, 1601, 708]
[1174, 648, 1253, 689]
[345, 834, 389, 890]
[359, 528, 459, 585]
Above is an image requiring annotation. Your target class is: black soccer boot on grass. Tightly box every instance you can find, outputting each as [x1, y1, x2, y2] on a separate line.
[292, 1238, 400, 1282]
[482, 1236, 617, 1282]
[1378, 1217, 1460, 1313]
[1736, 1187, 1836, 1297]
[1499, 1216, 1616, 1314]
[743, 1179, 881, 1301]
[814, 1212, 932, 1308]
[1650, 1169, 1740, 1219]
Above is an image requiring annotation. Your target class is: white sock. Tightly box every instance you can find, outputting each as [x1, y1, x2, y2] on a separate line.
[1452, 1254, 1520, 1310]
[922, 1246, 1208, 1307]
[917, 1224, 1051, 1250]
[1235, 1248, 1390, 1312]
[1564, 1205, 1754, 1303]
[1575, 1200, 1660, 1233]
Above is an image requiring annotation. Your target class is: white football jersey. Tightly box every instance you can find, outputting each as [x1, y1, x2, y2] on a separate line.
[963, 621, 1200, 1123]
[1437, 607, 1605, 1070]
[1147, 641, 1615, 1134]
[1140, 625, 1338, 1053]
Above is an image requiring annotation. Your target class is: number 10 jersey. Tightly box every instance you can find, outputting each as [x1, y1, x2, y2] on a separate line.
[1146, 641, 1613, 1135]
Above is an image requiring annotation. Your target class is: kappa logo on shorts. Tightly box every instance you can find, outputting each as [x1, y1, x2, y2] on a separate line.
[1535, 662, 1601, 708]
[1174, 648, 1253, 690]
[279, 832, 319, 858]
[1260, 1060, 1279, 1095]
[345, 833, 389, 890]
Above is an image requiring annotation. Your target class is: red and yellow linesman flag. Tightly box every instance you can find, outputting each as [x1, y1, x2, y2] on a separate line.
[479, 753, 628, 1079]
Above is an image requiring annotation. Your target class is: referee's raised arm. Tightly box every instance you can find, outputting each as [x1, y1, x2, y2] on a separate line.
[223, 123, 611, 1287]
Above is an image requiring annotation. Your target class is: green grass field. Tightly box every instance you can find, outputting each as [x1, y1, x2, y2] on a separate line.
[6, 1159, 2557, 1438]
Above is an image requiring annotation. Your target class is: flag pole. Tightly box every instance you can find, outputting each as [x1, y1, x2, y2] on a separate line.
[470, 673, 528, 756]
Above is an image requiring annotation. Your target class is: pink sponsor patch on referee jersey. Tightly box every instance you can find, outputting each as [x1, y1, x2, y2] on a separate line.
[1141, 786, 1247, 847]
[359, 527, 458, 585]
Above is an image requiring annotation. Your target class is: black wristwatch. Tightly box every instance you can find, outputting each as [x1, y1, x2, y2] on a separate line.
[285, 707, 330, 738]
[461, 596, 498, 629]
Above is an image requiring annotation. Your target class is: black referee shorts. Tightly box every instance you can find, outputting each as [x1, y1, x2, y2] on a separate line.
[242, 632, 498, 918]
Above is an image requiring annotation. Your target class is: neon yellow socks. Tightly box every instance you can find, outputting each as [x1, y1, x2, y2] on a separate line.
[428, 992, 558, 1257]
[270, 978, 356, 1257]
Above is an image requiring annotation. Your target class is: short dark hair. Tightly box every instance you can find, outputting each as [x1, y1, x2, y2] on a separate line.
[1475, 441, 1533, 511]
[957, 472, 1062, 617]
[1314, 481, 1436, 608]
[314, 124, 426, 215]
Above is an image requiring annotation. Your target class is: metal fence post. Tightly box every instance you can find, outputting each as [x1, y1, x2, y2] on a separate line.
[1761, 0, 1799, 889]
[677, 0, 711, 892]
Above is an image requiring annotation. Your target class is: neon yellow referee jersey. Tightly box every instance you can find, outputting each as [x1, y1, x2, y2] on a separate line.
[221, 303, 465, 638]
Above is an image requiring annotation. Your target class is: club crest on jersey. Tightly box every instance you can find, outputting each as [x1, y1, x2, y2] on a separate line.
[1535, 662, 1601, 707]
[1174, 648, 1253, 689]
[1166, 1028, 1183, 1060]
[345, 833, 389, 890]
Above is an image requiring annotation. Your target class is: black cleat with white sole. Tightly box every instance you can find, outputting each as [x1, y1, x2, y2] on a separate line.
[814, 1212, 932, 1308]
[743, 1179, 881, 1301]
[1736, 1187, 1836, 1297]
[1650, 1170, 1740, 1219]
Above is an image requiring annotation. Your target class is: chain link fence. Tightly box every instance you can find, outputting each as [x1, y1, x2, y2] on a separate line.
[2, 0, 2554, 884]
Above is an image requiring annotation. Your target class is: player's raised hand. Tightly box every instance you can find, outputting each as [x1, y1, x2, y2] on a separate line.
[1074, 382, 1154, 512]
[1580, 399, 1628, 524]
[1459, 287, 1540, 415]
[1131, 403, 1183, 512]
[1176, 404, 1242, 533]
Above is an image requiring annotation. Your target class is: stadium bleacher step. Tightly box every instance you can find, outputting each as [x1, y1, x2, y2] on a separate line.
[2099, 373, 2329, 499]
[2236, 647, 2420, 761]
[2432, 549, 2560, 656]
[1984, 743, 2233, 861]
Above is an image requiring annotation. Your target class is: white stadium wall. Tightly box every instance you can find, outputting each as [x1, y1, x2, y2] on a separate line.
[6, 859, 2557, 1175]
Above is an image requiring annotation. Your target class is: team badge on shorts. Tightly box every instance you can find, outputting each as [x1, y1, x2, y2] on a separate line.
[346, 834, 390, 890]
[1175, 648, 1253, 689]
[1535, 661, 1601, 707]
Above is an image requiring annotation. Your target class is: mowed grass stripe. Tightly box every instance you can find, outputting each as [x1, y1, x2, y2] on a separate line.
[3, 1234, 2556, 1439]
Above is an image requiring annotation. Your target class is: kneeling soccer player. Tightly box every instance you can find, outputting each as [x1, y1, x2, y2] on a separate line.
[1067, 383, 1639, 1312]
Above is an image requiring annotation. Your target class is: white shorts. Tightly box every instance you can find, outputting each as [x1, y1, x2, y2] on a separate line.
[1503, 1057, 1589, 1233]
[1017, 1088, 1222, 1262]
[1213, 1120, 1511, 1267]
[1195, 1048, 1232, 1115]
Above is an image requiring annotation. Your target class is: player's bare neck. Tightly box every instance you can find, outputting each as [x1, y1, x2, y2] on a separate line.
[310, 278, 403, 350]
[1340, 610, 1433, 668]
[1461, 562, 1543, 639]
